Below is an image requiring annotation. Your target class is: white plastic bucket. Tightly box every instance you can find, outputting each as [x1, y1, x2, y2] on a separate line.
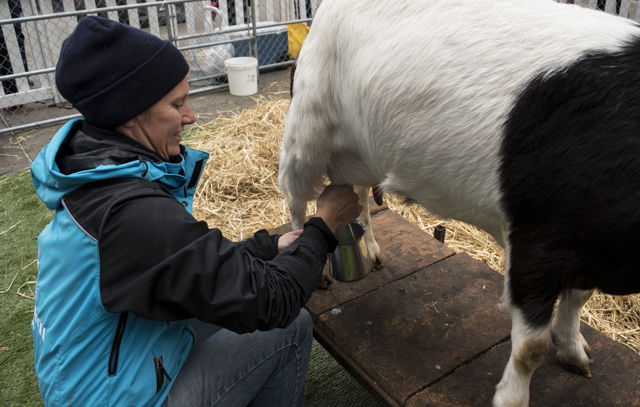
[224, 57, 258, 96]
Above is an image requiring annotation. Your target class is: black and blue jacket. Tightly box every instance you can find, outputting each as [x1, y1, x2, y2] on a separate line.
[30, 118, 337, 406]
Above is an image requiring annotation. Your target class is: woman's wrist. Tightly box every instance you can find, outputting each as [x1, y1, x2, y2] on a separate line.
[314, 210, 338, 234]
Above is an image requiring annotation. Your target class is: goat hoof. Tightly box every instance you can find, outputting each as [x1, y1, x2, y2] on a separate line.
[561, 361, 592, 377]
[318, 275, 332, 290]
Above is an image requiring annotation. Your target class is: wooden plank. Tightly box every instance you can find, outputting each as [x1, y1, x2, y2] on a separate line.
[316, 252, 511, 405]
[25, 0, 57, 103]
[147, 3, 161, 37]
[201, 0, 215, 32]
[218, 0, 230, 28]
[104, 0, 120, 22]
[313, 326, 402, 407]
[0, 3, 30, 95]
[273, 196, 640, 406]
[408, 324, 640, 406]
[269, 197, 453, 320]
[185, 0, 197, 39]
[38, 0, 68, 73]
[631, 0, 640, 21]
[127, 0, 142, 29]
[0, 87, 51, 109]
[605, 0, 618, 14]
[306, 209, 456, 319]
[620, 0, 631, 18]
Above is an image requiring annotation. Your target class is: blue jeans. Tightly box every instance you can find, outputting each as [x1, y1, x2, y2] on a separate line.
[162, 309, 313, 407]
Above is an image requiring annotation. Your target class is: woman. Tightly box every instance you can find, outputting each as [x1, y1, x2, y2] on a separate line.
[30, 16, 362, 407]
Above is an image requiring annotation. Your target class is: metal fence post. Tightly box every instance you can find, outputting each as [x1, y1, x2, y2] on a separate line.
[251, 0, 258, 64]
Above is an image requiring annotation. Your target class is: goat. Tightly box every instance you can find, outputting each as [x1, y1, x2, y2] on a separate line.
[278, 0, 640, 405]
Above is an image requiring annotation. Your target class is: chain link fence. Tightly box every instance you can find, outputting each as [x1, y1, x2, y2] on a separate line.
[561, 0, 639, 16]
[0, 0, 317, 135]
[0, 0, 638, 135]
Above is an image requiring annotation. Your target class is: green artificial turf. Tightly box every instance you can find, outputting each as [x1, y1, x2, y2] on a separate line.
[0, 170, 51, 406]
[0, 169, 378, 407]
[305, 340, 379, 407]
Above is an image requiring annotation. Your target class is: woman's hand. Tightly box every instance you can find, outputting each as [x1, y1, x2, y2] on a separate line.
[315, 184, 363, 234]
[278, 229, 303, 252]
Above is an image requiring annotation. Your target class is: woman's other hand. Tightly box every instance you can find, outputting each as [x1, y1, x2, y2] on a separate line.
[278, 229, 303, 252]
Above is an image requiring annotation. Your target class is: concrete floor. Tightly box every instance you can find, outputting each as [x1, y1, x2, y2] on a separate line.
[0, 67, 291, 177]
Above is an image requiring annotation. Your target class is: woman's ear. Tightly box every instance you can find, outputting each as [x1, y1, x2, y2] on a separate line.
[120, 118, 136, 129]
[115, 117, 138, 138]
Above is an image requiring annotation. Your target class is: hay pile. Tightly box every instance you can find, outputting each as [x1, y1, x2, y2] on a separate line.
[186, 98, 640, 354]
[186, 98, 299, 240]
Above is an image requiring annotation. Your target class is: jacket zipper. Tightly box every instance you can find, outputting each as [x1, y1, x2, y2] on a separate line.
[154, 355, 172, 393]
[108, 313, 128, 376]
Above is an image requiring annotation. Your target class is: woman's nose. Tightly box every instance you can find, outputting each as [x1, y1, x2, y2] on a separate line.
[183, 103, 196, 124]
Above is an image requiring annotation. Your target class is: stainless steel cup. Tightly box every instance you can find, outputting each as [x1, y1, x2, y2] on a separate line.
[329, 220, 373, 282]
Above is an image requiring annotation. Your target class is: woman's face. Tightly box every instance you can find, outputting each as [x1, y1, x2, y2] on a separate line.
[122, 77, 196, 159]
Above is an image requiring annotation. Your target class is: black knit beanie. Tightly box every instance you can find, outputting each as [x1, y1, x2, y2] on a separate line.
[56, 16, 189, 129]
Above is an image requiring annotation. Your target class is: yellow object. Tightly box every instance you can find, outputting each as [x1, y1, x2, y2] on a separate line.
[287, 23, 310, 59]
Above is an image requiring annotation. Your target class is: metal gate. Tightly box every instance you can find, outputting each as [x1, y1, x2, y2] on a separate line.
[0, 0, 318, 135]
[1, 0, 639, 135]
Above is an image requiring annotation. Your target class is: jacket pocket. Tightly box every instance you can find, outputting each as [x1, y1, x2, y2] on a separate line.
[154, 355, 173, 394]
[108, 313, 128, 376]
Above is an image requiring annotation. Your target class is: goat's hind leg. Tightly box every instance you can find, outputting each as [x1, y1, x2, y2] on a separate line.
[355, 186, 382, 265]
[494, 304, 552, 407]
[494, 243, 558, 407]
[325, 154, 382, 265]
[278, 127, 330, 230]
[551, 288, 594, 377]
[278, 153, 313, 231]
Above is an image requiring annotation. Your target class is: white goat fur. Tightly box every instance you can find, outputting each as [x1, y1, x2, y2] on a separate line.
[278, 0, 640, 406]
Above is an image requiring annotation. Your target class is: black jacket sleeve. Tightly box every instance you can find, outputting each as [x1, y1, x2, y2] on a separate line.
[98, 186, 337, 333]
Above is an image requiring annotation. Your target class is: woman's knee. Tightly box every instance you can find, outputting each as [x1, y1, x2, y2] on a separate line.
[292, 308, 313, 349]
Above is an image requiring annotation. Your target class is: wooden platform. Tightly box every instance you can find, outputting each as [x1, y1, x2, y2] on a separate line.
[270, 205, 640, 406]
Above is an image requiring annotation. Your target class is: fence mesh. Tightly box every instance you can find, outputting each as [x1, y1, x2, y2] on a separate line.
[0, 0, 637, 134]
[0, 0, 317, 133]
